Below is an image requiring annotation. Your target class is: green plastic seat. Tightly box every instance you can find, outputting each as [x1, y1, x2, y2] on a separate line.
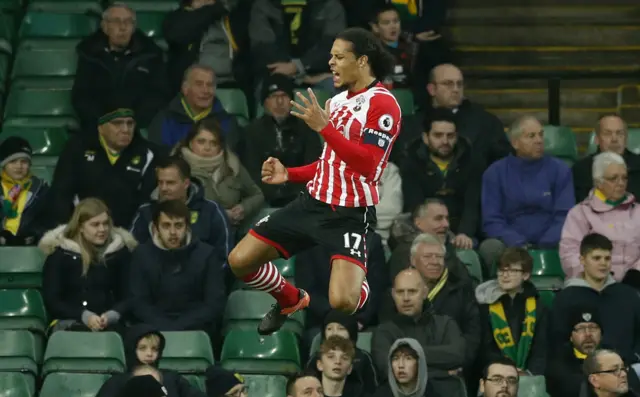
[159, 331, 214, 374]
[20, 12, 99, 39]
[0, 127, 69, 156]
[2, 116, 78, 131]
[0, 0, 20, 12]
[537, 289, 556, 308]
[42, 331, 126, 376]
[273, 257, 295, 278]
[217, 88, 249, 121]
[309, 331, 373, 357]
[529, 249, 564, 278]
[0, 53, 8, 84]
[0, 330, 40, 374]
[391, 89, 415, 116]
[183, 375, 206, 391]
[243, 374, 288, 397]
[294, 88, 332, 110]
[543, 125, 578, 164]
[223, 290, 305, 337]
[3, 88, 75, 119]
[31, 156, 59, 168]
[40, 373, 111, 397]
[136, 12, 165, 38]
[27, 0, 102, 13]
[0, 373, 33, 397]
[455, 249, 483, 283]
[12, 77, 75, 90]
[12, 40, 78, 80]
[0, 247, 46, 289]
[221, 329, 301, 375]
[29, 156, 59, 184]
[0, 289, 47, 334]
[120, 0, 178, 12]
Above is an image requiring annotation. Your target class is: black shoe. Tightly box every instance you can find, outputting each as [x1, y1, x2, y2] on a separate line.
[258, 289, 310, 335]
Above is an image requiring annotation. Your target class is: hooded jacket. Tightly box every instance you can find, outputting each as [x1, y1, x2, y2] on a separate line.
[573, 149, 640, 203]
[560, 191, 640, 281]
[549, 275, 640, 364]
[72, 30, 169, 130]
[96, 324, 206, 397]
[400, 137, 483, 236]
[373, 338, 430, 397]
[475, 280, 548, 375]
[128, 233, 227, 331]
[0, 175, 49, 244]
[305, 310, 378, 395]
[147, 96, 241, 151]
[482, 154, 575, 247]
[372, 303, 467, 397]
[40, 225, 137, 322]
[130, 179, 233, 263]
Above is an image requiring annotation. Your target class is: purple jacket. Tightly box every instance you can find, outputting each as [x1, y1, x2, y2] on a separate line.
[560, 190, 640, 281]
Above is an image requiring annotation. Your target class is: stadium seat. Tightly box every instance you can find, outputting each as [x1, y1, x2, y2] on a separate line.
[183, 375, 206, 392]
[40, 373, 110, 397]
[529, 249, 564, 278]
[30, 156, 59, 184]
[42, 331, 126, 376]
[3, 88, 75, 119]
[0, 126, 69, 156]
[136, 12, 165, 38]
[159, 331, 214, 374]
[0, 247, 45, 289]
[391, 89, 415, 115]
[217, 88, 249, 121]
[221, 330, 301, 375]
[0, 53, 8, 84]
[19, 12, 99, 39]
[117, 0, 178, 12]
[11, 40, 78, 81]
[2, 116, 77, 132]
[0, 289, 47, 334]
[294, 88, 331, 110]
[223, 290, 305, 336]
[537, 289, 556, 308]
[543, 125, 578, 164]
[27, 0, 102, 14]
[309, 331, 373, 357]
[0, 373, 33, 397]
[273, 257, 295, 279]
[243, 374, 288, 397]
[455, 249, 483, 283]
[0, 330, 40, 374]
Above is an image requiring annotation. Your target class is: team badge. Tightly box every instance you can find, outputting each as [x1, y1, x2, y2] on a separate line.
[84, 150, 95, 162]
[131, 156, 141, 165]
[191, 211, 199, 224]
[378, 114, 393, 132]
[582, 313, 592, 322]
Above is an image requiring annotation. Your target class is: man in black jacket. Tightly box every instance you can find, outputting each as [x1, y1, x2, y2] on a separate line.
[129, 200, 227, 334]
[240, 73, 322, 207]
[49, 105, 158, 227]
[400, 108, 483, 242]
[72, 4, 169, 131]
[572, 113, 640, 202]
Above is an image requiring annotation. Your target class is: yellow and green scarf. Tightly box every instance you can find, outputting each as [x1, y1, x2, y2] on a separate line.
[181, 96, 212, 122]
[489, 296, 537, 368]
[427, 268, 448, 301]
[1, 171, 31, 219]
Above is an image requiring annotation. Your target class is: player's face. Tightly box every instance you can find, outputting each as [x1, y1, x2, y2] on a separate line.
[424, 120, 457, 159]
[329, 39, 361, 89]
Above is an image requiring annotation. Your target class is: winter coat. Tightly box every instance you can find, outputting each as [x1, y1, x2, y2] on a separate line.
[560, 191, 640, 281]
[0, 176, 49, 245]
[572, 149, 640, 203]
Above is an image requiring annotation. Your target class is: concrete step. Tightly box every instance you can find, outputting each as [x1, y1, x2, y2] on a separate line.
[449, 6, 640, 25]
[488, 107, 614, 127]
[449, 26, 640, 47]
[465, 88, 620, 108]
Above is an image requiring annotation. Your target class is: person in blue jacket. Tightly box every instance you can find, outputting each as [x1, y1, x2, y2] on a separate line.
[479, 115, 575, 269]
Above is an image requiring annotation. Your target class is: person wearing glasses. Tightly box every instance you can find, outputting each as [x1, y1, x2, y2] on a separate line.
[479, 357, 520, 397]
[583, 349, 640, 397]
[205, 367, 248, 397]
[546, 305, 604, 397]
[561, 152, 640, 281]
[475, 247, 548, 377]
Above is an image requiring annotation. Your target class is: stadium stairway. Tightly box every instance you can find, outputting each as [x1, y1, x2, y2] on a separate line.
[447, 0, 640, 151]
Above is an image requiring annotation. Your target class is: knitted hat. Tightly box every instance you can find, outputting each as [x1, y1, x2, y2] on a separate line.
[567, 305, 602, 334]
[205, 366, 245, 397]
[261, 73, 295, 104]
[0, 137, 32, 168]
[117, 375, 167, 397]
[98, 95, 135, 126]
[321, 309, 358, 343]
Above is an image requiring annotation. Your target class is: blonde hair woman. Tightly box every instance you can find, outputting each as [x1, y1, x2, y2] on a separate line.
[39, 198, 137, 333]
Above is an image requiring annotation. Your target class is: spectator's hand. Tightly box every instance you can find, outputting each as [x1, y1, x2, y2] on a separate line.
[192, 0, 214, 8]
[87, 315, 103, 331]
[290, 89, 330, 133]
[262, 157, 288, 185]
[448, 368, 463, 376]
[230, 204, 245, 221]
[268, 62, 298, 77]
[303, 73, 333, 85]
[453, 233, 473, 250]
[24, 236, 35, 245]
[415, 31, 441, 42]
[99, 314, 110, 327]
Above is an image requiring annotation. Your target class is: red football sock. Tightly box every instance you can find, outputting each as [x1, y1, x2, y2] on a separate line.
[353, 279, 370, 313]
[242, 262, 300, 308]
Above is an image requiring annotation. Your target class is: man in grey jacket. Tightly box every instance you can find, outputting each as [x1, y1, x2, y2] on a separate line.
[372, 268, 467, 397]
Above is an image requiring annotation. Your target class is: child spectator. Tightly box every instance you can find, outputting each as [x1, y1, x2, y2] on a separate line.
[315, 336, 365, 397]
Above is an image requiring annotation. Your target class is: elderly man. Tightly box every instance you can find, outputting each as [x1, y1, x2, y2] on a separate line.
[582, 350, 640, 397]
[148, 64, 241, 150]
[479, 115, 575, 268]
[49, 102, 158, 227]
[381, 233, 481, 375]
[72, 3, 169, 131]
[573, 113, 640, 202]
[372, 268, 467, 397]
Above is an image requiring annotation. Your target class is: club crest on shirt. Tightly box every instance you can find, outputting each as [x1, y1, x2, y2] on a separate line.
[131, 156, 141, 165]
[84, 150, 95, 162]
[191, 211, 198, 224]
[378, 114, 394, 132]
[353, 95, 366, 112]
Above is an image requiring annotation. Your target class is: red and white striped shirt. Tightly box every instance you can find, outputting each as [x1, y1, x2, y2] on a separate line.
[288, 82, 402, 207]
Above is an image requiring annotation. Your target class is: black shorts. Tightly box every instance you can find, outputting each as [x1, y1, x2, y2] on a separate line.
[249, 192, 377, 272]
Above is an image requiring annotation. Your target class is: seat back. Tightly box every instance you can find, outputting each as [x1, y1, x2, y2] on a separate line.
[0, 289, 47, 333]
[216, 88, 250, 121]
[183, 375, 206, 391]
[42, 331, 126, 376]
[159, 331, 214, 374]
[628, 128, 640, 154]
[0, 126, 69, 156]
[243, 374, 288, 397]
[40, 373, 111, 397]
[391, 89, 415, 115]
[223, 290, 304, 336]
[529, 249, 564, 278]
[0, 373, 33, 397]
[19, 12, 99, 39]
[221, 330, 300, 375]
[136, 12, 165, 38]
[543, 125, 578, 164]
[455, 249, 483, 283]
[0, 247, 46, 288]
[4, 88, 74, 118]
[11, 40, 77, 82]
[0, 330, 40, 374]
